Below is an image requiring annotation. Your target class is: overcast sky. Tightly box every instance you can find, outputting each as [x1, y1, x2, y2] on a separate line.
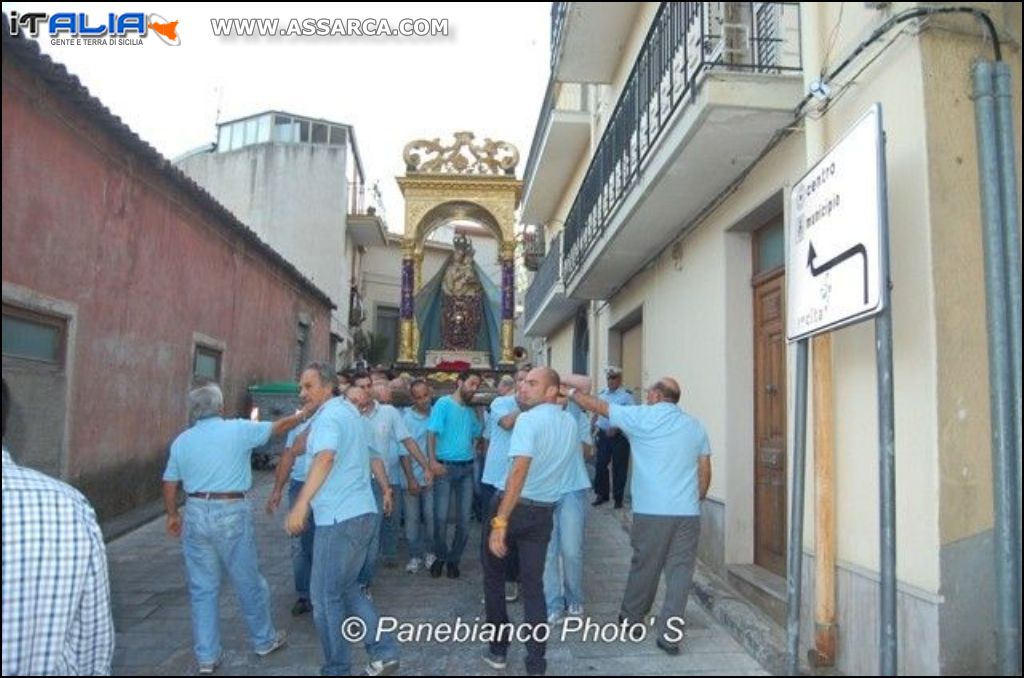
[2, 2, 552, 230]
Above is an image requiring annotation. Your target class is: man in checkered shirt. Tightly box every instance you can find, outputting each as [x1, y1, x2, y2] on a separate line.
[2, 378, 115, 675]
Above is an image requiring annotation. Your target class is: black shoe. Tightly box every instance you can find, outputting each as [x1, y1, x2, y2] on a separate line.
[430, 559, 445, 578]
[446, 562, 461, 579]
[656, 636, 680, 656]
[481, 647, 507, 670]
[290, 597, 313, 616]
[613, 500, 623, 509]
[592, 496, 608, 507]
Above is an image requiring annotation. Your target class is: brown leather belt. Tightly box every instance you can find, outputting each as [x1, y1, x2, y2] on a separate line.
[188, 491, 245, 500]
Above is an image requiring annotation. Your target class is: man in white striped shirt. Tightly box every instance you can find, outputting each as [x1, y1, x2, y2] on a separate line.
[2, 378, 115, 675]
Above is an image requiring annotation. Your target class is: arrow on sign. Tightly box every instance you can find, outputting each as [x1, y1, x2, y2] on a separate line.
[807, 241, 868, 304]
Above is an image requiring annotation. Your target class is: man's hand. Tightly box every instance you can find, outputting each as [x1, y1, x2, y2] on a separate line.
[166, 513, 182, 539]
[407, 479, 421, 496]
[265, 488, 283, 514]
[430, 461, 447, 478]
[285, 504, 310, 536]
[488, 526, 507, 558]
[382, 488, 394, 516]
[422, 468, 434, 487]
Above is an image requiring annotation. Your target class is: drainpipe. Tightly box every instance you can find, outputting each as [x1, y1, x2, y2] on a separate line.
[992, 63, 1022, 625]
[973, 59, 1022, 678]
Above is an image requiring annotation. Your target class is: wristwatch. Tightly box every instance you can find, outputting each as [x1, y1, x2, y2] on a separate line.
[567, 387, 578, 400]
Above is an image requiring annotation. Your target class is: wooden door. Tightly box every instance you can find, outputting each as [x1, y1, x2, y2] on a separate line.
[754, 271, 787, 576]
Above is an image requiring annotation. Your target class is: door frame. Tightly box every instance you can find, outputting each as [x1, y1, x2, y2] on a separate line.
[751, 221, 787, 576]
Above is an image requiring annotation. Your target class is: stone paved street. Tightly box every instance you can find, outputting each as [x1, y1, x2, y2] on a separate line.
[109, 474, 768, 676]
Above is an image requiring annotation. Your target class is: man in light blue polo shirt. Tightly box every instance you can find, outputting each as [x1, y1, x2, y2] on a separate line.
[265, 362, 338, 618]
[480, 371, 526, 600]
[361, 382, 432, 583]
[567, 377, 711, 656]
[544, 375, 594, 625]
[483, 367, 578, 676]
[399, 379, 436, 573]
[163, 383, 310, 673]
[285, 386, 399, 677]
[427, 371, 482, 579]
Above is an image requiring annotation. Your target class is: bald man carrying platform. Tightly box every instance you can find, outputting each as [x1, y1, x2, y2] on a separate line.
[566, 376, 711, 656]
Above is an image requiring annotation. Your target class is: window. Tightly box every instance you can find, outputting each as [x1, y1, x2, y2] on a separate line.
[2, 304, 66, 365]
[754, 217, 785, 275]
[295, 322, 310, 377]
[273, 115, 294, 143]
[217, 124, 230, 151]
[329, 125, 346, 146]
[243, 118, 258, 145]
[311, 123, 328, 144]
[374, 306, 400, 366]
[572, 309, 589, 375]
[193, 345, 222, 383]
[255, 114, 271, 144]
[229, 122, 244, 151]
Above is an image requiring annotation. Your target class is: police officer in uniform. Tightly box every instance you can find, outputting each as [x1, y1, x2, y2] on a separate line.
[592, 366, 634, 508]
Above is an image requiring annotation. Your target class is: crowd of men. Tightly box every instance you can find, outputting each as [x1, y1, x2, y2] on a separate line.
[1, 362, 712, 677]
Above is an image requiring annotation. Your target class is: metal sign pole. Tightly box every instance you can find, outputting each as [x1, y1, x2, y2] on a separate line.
[785, 338, 809, 676]
[874, 113, 898, 676]
[787, 104, 892, 674]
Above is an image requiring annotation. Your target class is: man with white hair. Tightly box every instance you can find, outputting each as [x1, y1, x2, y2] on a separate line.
[162, 382, 312, 673]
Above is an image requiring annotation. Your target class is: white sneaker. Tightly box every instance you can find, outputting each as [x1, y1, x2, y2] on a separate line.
[547, 610, 563, 625]
[362, 658, 400, 676]
[197, 655, 221, 675]
[405, 557, 423, 574]
[567, 603, 584, 617]
[505, 581, 519, 602]
[360, 584, 373, 601]
[424, 553, 437, 570]
[255, 630, 287, 657]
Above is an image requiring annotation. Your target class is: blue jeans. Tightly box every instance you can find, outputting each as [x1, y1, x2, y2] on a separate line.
[432, 461, 474, 566]
[288, 480, 314, 599]
[403, 484, 434, 559]
[311, 513, 398, 675]
[380, 484, 403, 562]
[358, 482, 383, 587]
[181, 498, 276, 664]
[472, 454, 485, 519]
[543, 489, 587, 614]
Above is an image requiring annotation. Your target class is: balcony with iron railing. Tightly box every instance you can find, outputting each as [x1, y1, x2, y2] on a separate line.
[521, 79, 593, 225]
[523, 230, 583, 337]
[560, 2, 804, 299]
[550, 2, 567, 71]
[549, 2, 641, 84]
